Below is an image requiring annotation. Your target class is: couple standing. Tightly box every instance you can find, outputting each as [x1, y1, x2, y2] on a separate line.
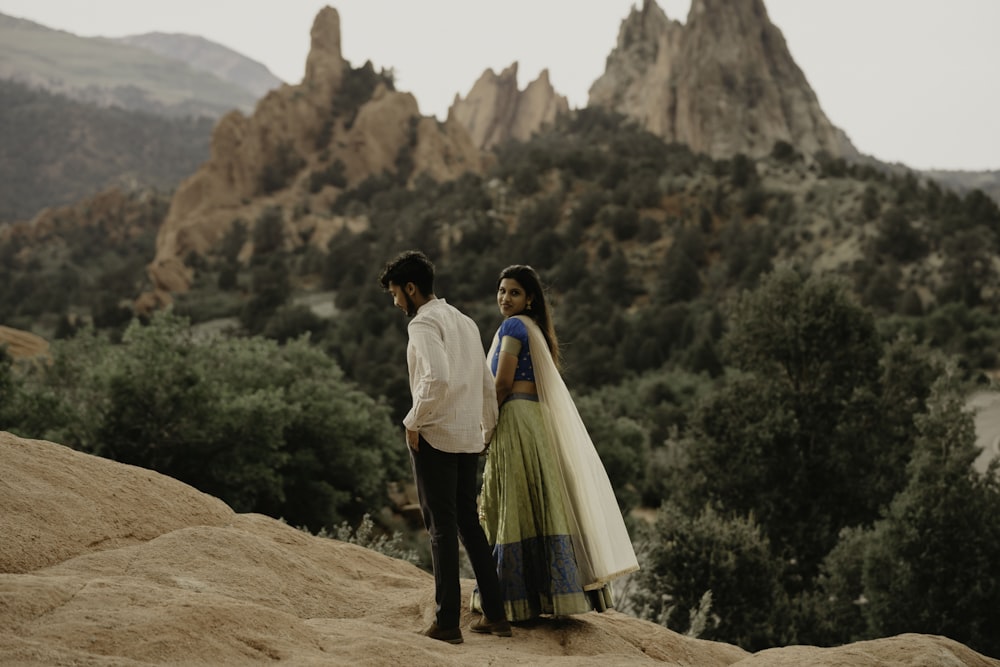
[378, 249, 638, 645]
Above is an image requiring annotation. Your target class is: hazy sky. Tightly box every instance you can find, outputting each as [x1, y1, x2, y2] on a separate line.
[1, 0, 997, 171]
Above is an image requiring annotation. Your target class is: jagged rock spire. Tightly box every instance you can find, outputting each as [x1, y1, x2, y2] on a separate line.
[589, 0, 856, 159]
[449, 62, 569, 150]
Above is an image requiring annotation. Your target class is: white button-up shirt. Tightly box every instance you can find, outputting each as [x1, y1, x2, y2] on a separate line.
[403, 298, 498, 453]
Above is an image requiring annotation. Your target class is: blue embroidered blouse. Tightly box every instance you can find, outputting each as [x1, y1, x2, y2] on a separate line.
[491, 317, 535, 382]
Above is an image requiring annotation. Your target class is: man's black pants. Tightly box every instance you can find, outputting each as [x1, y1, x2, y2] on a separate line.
[410, 436, 505, 629]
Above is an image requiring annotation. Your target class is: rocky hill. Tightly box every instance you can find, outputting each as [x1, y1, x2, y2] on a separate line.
[142, 6, 483, 306]
[113, 32, 283, 100]
[0, 12, 257, 118]
[589, 0, 856, 161]
[0, 78, 211, 223]
[3, 430, 998, 666]
[0, 326, 48, 360]
[448, 63, 569, 150]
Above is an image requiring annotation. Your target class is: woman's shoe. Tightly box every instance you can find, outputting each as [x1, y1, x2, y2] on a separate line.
[470, 617, 512, 637]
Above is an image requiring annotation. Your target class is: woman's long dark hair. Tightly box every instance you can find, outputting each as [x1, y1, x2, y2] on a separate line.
[498, 265, 559, 368]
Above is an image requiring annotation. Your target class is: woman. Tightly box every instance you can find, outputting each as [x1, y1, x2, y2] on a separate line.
[477, 264, 639, 622]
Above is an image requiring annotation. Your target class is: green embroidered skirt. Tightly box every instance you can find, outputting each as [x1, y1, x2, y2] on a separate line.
[478, 395, 613, 621]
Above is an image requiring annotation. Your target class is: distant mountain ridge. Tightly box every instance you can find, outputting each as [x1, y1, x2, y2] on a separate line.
[112, 32, 283, 101]
[0, 12, 259, 118]
[0, 12, 286, 222]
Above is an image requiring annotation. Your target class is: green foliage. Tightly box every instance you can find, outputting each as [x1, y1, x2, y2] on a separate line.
[7, 313, 405, 530]
[320, 512, 419, 565]
[262, 304, 327, 344]
[690, 270, 914, 577]
[241, 257, 291, 334]
[0, 78, 212, 222]
[938, 226, 997, 307]
[332, 61, 395, 129]
[258, 142, 305, 195]
[861, 185, 881, 221]
[574, 396, 649, 510]
[729, 154, 756, 188]
[217, 219, 249, 264]
[600, 205, 641, 242]
[859, 374, 1000, 657]
[308, 159, 348, 193]
[0, 189, 165, 336]
[252, 206, 286, 254]
[802, 526, 870, 645]
[770, 140, 799, 164]
[815, 373, 1000, 656]
[632, 504, 790, 651]
[873, 207, 927, 262]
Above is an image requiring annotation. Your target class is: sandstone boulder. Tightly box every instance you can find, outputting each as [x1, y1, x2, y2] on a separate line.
[2, 430, 997, 666]
[0, 326, 49, 361]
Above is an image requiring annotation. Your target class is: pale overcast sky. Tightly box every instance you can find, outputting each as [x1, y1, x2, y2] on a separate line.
[0, 0, 997, 171]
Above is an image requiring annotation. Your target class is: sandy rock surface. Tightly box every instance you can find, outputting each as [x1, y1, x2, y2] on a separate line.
[2, 431, 996, 666]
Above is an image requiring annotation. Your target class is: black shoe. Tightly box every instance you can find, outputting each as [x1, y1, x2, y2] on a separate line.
[470, 617, 512, 637]
[422, 622, 464, 644]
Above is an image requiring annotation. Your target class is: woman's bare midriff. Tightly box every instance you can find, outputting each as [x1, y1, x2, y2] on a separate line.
[511, 380, 537, 395]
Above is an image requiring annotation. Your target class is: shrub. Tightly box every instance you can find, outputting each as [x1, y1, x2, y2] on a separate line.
[631, 504, 790, 651]
[258, 142, 305, 194]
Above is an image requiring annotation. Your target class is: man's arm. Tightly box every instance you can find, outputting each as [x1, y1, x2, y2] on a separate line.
[402, 319, 449, 443]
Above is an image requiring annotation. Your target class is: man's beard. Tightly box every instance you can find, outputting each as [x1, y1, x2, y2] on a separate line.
[405, 293, 418, 317]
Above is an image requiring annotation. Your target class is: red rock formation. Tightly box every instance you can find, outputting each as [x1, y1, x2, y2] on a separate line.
[144, 7, 482, 303]
[589, 0, 857, 160]
[0, 325, 49, 360]
[448, 63, 570, 150]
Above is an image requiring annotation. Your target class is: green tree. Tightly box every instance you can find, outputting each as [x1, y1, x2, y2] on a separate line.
[96, 315, 288, 511]
[574, 397, 649, 510]
[859, 374, 1000, 657]
[861, 185, 881, 221]
[687, 270, 905, 578]
[252, 206, 286, 255]
[12, 314, 404, 530]
[258, 142, 305, 194]
[874, 207, 927, 263]
[632, 504, 790, 651]
[241, 257, 291, 334]
[939, 226, 997, 307]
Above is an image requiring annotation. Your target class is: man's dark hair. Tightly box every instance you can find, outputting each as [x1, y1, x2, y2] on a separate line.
[378, 250, 435, 296]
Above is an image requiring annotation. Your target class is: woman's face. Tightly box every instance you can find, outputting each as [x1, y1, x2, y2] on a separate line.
[497, 277, 531, 318]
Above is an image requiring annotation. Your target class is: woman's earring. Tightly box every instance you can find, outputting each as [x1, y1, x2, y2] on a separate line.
[526, 302, 532, 311]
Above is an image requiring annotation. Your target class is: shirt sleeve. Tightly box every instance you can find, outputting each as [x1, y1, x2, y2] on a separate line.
[403, 318, 449, 432]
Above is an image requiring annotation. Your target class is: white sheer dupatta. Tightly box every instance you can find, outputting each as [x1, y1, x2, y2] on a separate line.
[488, 315, 640, 589]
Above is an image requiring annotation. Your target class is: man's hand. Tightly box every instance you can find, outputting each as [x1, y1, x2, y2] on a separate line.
[406, 428, 420, 451]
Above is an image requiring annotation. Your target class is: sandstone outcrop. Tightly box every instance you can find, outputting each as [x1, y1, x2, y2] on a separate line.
[0, 326, 48, 361]
[449, 63, 570, 149]
[589, 0, 857, 160]
[144, 6, 482, 302]
[3, 430, 998, 666]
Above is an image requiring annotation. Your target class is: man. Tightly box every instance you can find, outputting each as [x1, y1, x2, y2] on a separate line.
[378, 250, 512, 644]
